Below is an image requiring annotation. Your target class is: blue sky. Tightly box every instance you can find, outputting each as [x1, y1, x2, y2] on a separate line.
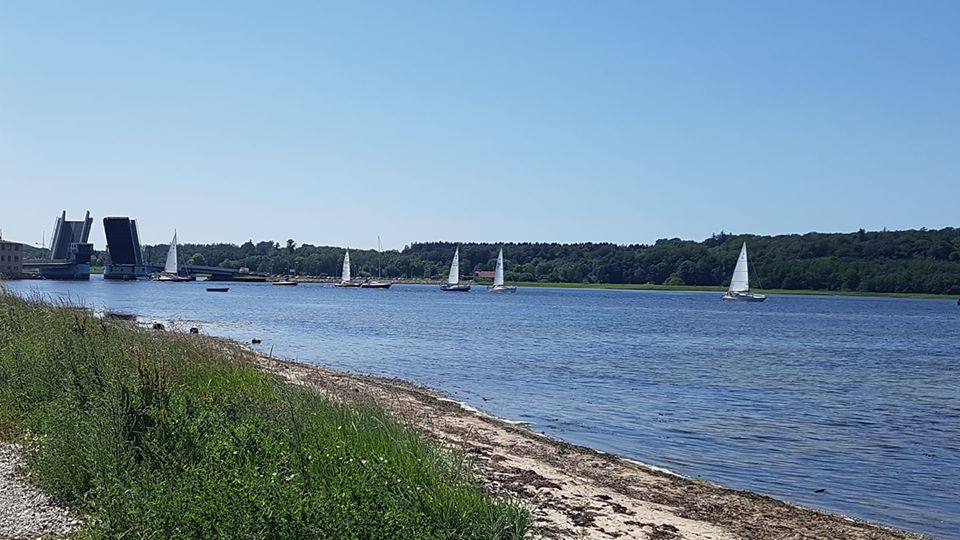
[1, 2, 957, 250]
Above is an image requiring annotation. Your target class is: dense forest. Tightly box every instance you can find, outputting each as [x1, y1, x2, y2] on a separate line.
[93, 228, 960, 294]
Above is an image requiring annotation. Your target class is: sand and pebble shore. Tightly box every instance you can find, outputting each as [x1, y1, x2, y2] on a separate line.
[0, 330, 929, 539]
[246, 345, 925, 540]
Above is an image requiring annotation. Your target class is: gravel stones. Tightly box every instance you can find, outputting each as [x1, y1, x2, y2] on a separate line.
[0, 443, 79, 539]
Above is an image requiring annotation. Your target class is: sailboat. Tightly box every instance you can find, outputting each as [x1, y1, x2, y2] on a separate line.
[335, 249, 361, 287]
[155, 230, 191, 282]
[488, 248, 517, 293]
[722, 242, 766, 302]
[440, 247, 471, 291]
[360, 236, 392, 288]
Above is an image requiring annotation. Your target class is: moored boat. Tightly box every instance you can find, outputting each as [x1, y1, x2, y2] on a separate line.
[488, 248, 517, 293]
[441, 247, 471, 291]
[272, 280, 298, 286]
[722, 242, 766, 302]
[335, 250, 361, 287]
[154, 231, 191, 282]
[360, 236, 392, 289]
[206, 287, 229, 292]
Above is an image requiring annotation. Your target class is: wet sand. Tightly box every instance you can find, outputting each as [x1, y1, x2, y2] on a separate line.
[233, 342, 926, 540]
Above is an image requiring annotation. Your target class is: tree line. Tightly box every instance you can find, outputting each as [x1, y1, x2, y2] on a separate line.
[94, 228, 960, 294]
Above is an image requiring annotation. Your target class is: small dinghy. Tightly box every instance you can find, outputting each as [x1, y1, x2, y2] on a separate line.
[206, 287, 229, 292]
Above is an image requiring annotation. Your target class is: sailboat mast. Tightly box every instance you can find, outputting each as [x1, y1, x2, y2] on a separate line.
[377, 236, 382, 279]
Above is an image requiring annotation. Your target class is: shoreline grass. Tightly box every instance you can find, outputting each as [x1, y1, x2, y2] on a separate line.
[0, 293, 528, 539]
[474, 280, 957, 299]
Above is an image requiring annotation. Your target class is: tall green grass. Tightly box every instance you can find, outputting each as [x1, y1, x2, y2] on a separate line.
[0, 293, 529, 539]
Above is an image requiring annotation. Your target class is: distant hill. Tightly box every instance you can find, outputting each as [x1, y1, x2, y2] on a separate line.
[131, 228, 960, 295]
[21, 244, 49, 260]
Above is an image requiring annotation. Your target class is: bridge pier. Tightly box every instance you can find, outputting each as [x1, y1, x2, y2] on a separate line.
[24, 211, 94, 280]
[103, 264, 155, 280]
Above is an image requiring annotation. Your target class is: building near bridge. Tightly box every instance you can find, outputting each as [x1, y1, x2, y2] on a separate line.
[0, 240, 24, 277]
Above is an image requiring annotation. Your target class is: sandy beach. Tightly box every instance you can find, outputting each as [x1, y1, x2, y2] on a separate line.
[235, 342, 925, 540]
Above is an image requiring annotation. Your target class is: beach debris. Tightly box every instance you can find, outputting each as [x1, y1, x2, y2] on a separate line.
[189, 327, 199, 334]
[251, 338, 262, 344]
[105, 311, 136, 321]
[152, 323, 165, 331]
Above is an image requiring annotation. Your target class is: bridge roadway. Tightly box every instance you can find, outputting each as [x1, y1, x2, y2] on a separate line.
[23, 259, 75, 268]
[26, 260, 263, 278]
[148, 264, 263, 277]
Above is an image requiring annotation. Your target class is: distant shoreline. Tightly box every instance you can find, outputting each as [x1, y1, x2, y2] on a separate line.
[8, 272, 957, 300]
[475, 281, 958, 300]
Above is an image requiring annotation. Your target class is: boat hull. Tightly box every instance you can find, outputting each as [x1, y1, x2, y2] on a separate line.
[722, 292, 766, 302]
[440, 283, 471, 292]
[156, 273, 192, 282]
[206, 287, 229, 292]
[335, 281, 362, 288]
[488, 285, 517, 293]
[272, 281, 298, 286]
[360, 281, 392, 289]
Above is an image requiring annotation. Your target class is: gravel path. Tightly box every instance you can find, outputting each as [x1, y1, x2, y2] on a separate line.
[0, 442, 79, 539]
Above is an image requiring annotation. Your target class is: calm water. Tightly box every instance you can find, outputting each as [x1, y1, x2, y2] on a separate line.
[5, 278, 959, 538]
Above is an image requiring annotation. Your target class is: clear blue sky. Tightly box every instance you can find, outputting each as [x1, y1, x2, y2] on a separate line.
[2, 2, 957, 250]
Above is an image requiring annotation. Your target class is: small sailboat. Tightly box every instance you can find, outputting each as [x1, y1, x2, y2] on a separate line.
[271, 280, 298, 286]
[488, 248, 517, 293]
[155, 230, 191, 282]
[335, 249, 361, 287]
[360, 236, 392, 288]
[441, 247, 471, 291]
[722, 242, 766, 302]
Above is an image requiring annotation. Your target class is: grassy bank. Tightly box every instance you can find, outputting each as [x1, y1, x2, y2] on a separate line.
[0, 293, 528, 539]
[477, 281, 957, 299]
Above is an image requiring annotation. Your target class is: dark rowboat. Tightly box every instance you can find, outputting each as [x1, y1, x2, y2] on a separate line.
[206, 287, 230, 292]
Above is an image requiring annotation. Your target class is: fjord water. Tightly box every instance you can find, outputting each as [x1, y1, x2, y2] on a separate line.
[5, 279, 958, 538]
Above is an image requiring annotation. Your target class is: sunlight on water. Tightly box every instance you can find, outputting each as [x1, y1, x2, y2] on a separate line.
[4, 278, 959, 538]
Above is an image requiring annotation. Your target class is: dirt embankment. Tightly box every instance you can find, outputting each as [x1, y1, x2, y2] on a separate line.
[243, 348, 924, 540]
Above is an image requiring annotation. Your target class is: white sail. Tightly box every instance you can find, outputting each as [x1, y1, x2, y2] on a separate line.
[447, 248, 460, 285]
[341, 250, 351, 282]
[728, 242, 750, 292]
[164, 231, 178, 274]
[493, 248, 505, 287]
